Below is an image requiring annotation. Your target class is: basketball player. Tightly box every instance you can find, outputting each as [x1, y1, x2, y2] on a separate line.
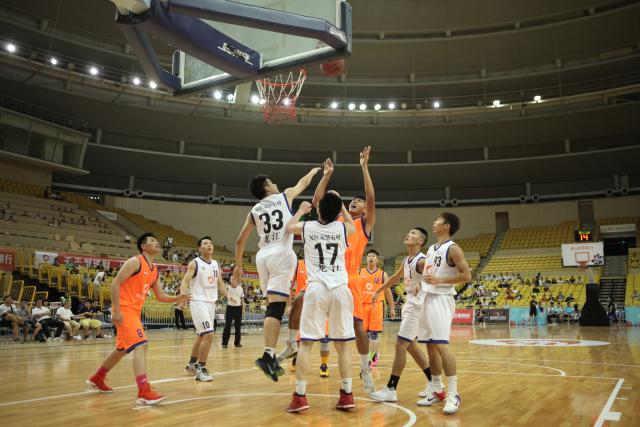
[180, 236, 228, 382]
[417, 213, 471, 414]
[280, 255, 307, 373]
[310, 147, 378, 393]
[359, 249, 395, 367]
[86, 233, 190, 404]
[285, 193, 357, 412]
[233, 167, 320, 381]
[368, 227, 434, 402]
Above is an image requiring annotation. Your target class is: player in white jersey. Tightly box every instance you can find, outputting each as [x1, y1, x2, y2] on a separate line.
[179, 236, 228, 382]
[233, 168, 320, 381]
[368, 227, 433, 403]
[417, 213, 471, 414]
[284, 192, 357, 413]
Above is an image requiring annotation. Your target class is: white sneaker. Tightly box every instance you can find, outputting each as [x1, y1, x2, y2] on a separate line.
[360, 368, 375, 395]
[195, 366, 213, 382]
[276, 344, 298, 363]
[417, 384, 447, 406]
[53, 337, 63, 342]
[185, 363, 197, 375]
[443, 392, 461, 414]
[418, 382, 430, 398]
[369, 386, 397, 402]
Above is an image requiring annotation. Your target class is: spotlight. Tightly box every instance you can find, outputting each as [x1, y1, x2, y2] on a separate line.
[49, 57, 58, 66]
[5, 43, 16, 53]
[250, 94, 260, 104]
[374, 103, 381, 111]
[388, 102, 396, 110]
[88, 66, 99, 76]
[259, 98, 266, 105]
[492, 99, 501, 107]
[359, 103, 367, 111]
[148, 80, 157, 89]
[226, 93, 235, 102]
[330, 101, 338, 109]
[348, 103, 356, 111]
[213, 90, 222, 100]
[533, 95, 542, 103]
[433, 101, 441, 109]
[283, 98, 291, 106]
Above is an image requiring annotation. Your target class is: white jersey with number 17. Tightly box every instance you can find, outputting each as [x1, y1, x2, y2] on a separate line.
[303, 220, 349, 289]
[251, 192, 294, 251]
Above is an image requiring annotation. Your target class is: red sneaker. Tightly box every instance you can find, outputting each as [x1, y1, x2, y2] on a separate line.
[336, 389, 355, 410]
[434, 390, 447, 402]
[136, 384, 166, 405]
[86, 375, 113, 393]
[286, 392, 309, 413]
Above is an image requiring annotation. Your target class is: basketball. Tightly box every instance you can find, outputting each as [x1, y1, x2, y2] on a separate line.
[320, 59, 345, 77]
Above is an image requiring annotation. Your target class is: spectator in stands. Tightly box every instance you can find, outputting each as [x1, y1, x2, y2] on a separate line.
[529, 300, 538, 325]
[571, 304, 581, 324]
[546, 303, 561, 324]
[78, 300, 104, 339]
[562, 302, 574, 322]
[0, 295, 29, 342]
[566, 293, 574, 303]
[93, 267, 106, 287]
[488, 299, 497, 307]
[55, 300, 81, 340]
[15, 302, 42, 341]
[532, 284, 540, 294]
[32, 299, 64, 341]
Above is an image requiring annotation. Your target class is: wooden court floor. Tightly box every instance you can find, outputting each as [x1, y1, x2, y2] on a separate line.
[1, 323, 638, 426]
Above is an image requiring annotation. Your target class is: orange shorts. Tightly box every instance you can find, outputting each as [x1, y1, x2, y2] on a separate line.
[115, 310, 147, 353]
[363, 302, 384, 332]
[348, 274, 365, 321]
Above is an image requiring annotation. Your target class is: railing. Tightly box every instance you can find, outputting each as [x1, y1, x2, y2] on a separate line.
[0, 93, 87, 131]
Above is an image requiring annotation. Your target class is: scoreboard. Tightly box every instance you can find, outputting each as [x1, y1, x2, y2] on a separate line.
[574, 228, 593, 242]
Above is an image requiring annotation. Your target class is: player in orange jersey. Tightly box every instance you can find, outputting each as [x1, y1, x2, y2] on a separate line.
[359, 249, 395, 367]
[308, 147, 378, 394]
[86, 232, 190, 405]
[279, 256, 307, 372]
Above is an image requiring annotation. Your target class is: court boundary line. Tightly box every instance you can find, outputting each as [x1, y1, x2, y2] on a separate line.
[594, 378, 624, 427]
[133, 392, 417, 427]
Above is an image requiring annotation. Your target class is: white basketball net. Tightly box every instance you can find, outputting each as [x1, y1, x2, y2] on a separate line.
[256, 69, 307, 124]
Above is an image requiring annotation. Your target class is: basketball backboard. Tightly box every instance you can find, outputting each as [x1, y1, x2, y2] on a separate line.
[112, 0, 351, 95]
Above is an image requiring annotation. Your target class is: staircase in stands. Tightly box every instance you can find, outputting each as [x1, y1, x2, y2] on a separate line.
[599, 255, 628, 307]
[475, 231, 505, 276]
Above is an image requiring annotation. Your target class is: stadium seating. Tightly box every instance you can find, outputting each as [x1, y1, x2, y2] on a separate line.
[625, 273, 640, 307]
[456, 233, 495, 257]
[482, 254, 565, 274]
[500, 221, 577, 250]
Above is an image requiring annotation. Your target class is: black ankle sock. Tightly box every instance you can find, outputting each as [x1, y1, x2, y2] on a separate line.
[423, 367, 432, 381]
[198, 362, 206, 367]
[387, 375, 400, 390]
[262, 351, 272, 360]
[189, 356, 197, 364]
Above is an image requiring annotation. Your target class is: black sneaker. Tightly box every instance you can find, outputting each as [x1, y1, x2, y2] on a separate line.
[234, 343, 242, 347]
[255, 354, 279, 382]
[222, 344, 228, 349]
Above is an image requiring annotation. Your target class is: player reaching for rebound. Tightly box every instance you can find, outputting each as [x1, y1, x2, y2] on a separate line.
[87, 233, 190, 405]
[180, 236, 227, 382]
[359, 249, 395, 367]
[233, 167, 320, 381]
[285, 194, 357, 413]
[368, 227, 434, 402]
[417, 213, 471, 414]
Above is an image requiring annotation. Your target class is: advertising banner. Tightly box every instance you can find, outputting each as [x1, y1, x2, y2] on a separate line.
[0, 247, 16, 271]
[452, 308, 474, 325]
[483, 308, 510, 324]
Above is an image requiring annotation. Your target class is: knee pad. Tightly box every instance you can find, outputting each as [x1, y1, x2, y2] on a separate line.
[266, 301, 287, 321]
[368, 331, 379, 341]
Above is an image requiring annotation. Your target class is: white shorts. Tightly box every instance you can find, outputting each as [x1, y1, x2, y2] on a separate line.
[300, 283, 355, 341]
[397, 300, 423, 342]
[256, 246, 297, 298]
[190, 300, 216, 336]
[417, 293, 455, 344]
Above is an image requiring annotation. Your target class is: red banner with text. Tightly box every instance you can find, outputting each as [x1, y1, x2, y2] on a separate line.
[0, 248, 16, 271]
[453, 308, 474, 325]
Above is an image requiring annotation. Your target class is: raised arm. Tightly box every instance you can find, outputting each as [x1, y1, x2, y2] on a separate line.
[232, 213, 255, 285]
[286, 201, 312, 235]
[339, 200, 356, 236]
[360, 146, 376, 235]
[179, 260, 197, 296]
[284, 167, 321, 205]
[311, 159, 334, 207]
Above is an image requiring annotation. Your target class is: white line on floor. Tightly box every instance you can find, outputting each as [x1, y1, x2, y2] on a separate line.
[594, 378, 624, 427]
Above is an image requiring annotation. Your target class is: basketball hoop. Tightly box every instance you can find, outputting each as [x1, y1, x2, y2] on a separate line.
[256, 69, 307, 124]
[577, 261, 588, 272]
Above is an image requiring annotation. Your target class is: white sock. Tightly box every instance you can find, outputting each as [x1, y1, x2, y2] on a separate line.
[288, 329, 298, 345]
[295, 380, 307, 395]
[432, 375, 443, 392]
[360, 354, 369, 370]
[265, 347, 275, 358]
[342, 378, 353, 394]
[447, 375, 457, 395]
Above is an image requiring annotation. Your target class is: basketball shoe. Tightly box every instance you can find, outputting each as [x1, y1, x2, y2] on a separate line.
[335, 389, 355, 410]
[443, 393, 461, 415]
[195, 365, 213, 382]
[185, 362, 197, 375]
[417, 383, 446, 406]
[360, 368, 375, 394]
[86, 375, 113, 393]
[286, 393, 309, 413]
[276, 343, 298, 363]
[320, 363, 330, 377]
[369, 386, 397, 402]
[136, 383, 166, 405]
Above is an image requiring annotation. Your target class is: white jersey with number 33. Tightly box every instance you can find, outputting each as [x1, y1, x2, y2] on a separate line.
[251, 193, 294, 251]
[422, 240, 458, 295]
[303, 220, 348, 289]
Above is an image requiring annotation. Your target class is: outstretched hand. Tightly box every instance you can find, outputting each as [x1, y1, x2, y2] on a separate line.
[298, 201, 313, 215]
[360, 146, 371, 168]
[323, 158, 334, 176]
